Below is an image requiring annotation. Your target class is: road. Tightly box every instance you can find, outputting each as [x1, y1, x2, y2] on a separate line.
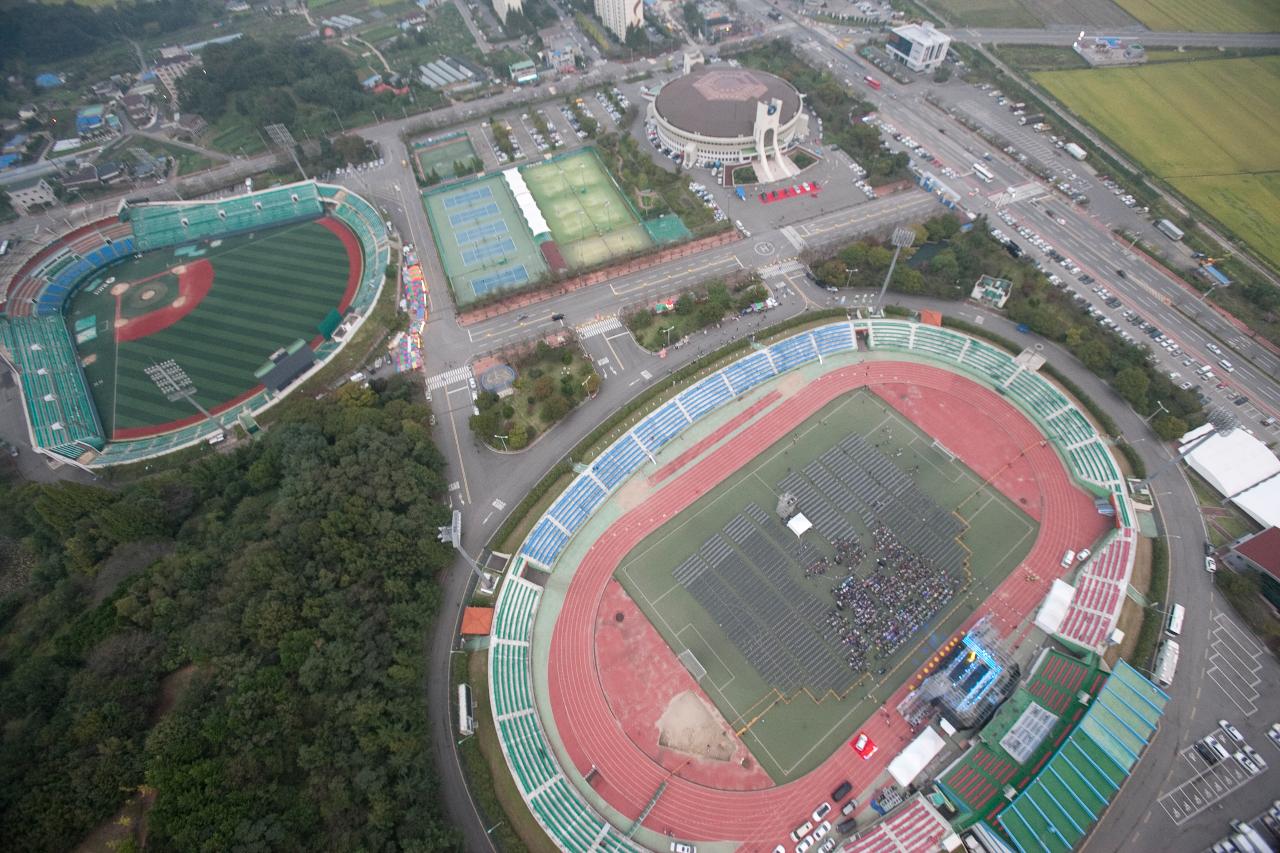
[943, 27, 1280, 48]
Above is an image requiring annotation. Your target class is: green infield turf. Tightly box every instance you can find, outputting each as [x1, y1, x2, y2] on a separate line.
[615, 389, 1038, 782]
[414, 135, 480, 181]
[66, 218, 355, 436]
[1036, 56, 1280, 270]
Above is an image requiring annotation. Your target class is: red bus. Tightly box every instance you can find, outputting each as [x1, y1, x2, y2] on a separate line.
[864, 76, 881, 90]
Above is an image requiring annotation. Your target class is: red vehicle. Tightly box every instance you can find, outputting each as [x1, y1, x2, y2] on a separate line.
[851, 732, 878, 760]
[864, 76, 881, 90]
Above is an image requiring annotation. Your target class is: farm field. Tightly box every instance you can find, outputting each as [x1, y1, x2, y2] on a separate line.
[1112, 0, 1280, 31]
[1036, 56, 1280, 270]
[929, 0, 1043, 28]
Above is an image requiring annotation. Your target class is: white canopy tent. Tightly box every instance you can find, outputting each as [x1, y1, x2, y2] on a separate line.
[1034, 579, 1075, 635]
[787, 513, 813, 537]
[888, 725, 947, 787]
[1178, 427, 1280, 528]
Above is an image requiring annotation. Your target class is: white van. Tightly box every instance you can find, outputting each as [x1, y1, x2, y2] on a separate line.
[1060, 549, 1076, 567]
[1219, 359, 1235, 372]
[1196, 363, 1213, 375]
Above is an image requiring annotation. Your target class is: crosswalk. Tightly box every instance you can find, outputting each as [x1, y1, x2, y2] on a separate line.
[760, 259, 807, 279]
[427, 366, 474, 390]
[576, 317, 623, 338]
[779, 225, 806, 251]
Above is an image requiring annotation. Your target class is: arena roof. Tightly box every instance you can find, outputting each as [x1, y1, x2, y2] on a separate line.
[653, 67, 801, 139]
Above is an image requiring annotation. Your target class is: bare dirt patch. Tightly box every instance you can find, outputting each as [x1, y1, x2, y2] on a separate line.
[657, 690, 738, 761]
[72, 787, 155, 853]
[151, 663, 198, 724]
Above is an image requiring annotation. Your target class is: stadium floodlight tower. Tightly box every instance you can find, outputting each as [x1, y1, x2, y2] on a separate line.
[264, 123, 308, 180]
[1139, 405, 1236, 491]
[874, 226, 916, 315]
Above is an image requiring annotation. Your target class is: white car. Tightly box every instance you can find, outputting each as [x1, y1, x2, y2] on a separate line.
[1219, 720, 1244, 744]
[790, 821, 814, 843]
[812, 822, 831, 841]
[1206, 556, 1217, 573]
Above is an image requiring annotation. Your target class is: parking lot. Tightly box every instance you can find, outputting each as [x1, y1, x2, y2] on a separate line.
[1205, 609, 1267, 717]
[1157, 724, 1269, 826]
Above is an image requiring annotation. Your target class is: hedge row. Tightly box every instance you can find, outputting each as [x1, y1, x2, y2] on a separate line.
[486, 309, 849, 552]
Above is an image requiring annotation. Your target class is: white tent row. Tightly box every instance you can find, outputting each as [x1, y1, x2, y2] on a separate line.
[888, 725, 947, 787]
[1178, 426, 1280, 528]
[502, 168, 550, 239]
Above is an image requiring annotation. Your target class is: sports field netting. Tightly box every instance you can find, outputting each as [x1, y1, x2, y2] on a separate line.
[424, 174, 548, 306]
[414, 135, 480, 181]
[66, 219, 356, 436]
[616, 389, 1037, 782]
[520, 148, 654, 269]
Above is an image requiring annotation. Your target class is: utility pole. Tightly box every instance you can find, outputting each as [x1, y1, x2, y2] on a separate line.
[264, 123, 307, 179]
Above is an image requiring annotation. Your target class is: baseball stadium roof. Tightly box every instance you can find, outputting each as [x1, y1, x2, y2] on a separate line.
[653, 67, 801, 138]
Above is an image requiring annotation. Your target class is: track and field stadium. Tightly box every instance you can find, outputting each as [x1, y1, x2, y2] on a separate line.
[0, 181, 389, 467]
[489, 318, 1137, 851]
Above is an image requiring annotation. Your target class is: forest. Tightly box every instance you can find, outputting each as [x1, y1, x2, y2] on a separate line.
[0, 1, 214, 68]
[0, 379, 459, 852]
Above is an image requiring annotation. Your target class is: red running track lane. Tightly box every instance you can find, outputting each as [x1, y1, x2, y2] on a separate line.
[547, 362, 1108, 850]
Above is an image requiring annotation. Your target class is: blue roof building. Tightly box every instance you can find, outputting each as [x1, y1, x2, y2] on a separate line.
[35, 72, 65, 89]
[1203, 264, 1231, 287]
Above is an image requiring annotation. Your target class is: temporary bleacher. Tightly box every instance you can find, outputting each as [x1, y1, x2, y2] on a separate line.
[126, 182, 324, 252]
[0, 315, 105, 459]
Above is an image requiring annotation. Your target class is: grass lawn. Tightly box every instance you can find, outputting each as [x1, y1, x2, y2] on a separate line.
[1113, 0, 1280, 32]
[992, 45, 1089, 71]
[122, 135, 214, 175]
[931, 0, 1043, 28]
[1036, 56, 1280, 271]
[206, 119, 267, 156]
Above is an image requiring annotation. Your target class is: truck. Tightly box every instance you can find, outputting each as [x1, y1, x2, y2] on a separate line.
[1018, 113, 1044, 126]
[1064, 142, 1087, 161]
[1156, 219, 1184, 241]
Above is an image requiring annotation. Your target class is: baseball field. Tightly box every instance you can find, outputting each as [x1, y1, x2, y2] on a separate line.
[1036, 56, 1280, 270]
[65, 217, 359, 437]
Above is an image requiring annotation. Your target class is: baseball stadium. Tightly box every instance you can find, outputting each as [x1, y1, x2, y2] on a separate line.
[487, 317, 1166, 851]
[0, 181, 389, 467]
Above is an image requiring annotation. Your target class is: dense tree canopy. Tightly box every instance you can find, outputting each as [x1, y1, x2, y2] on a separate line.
[0, 1, 213, 68]
[0, 379, 458, 852]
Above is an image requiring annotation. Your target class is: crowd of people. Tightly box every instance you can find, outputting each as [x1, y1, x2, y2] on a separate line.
[824, 525, 960, 672]
[804, 534, 865, 578]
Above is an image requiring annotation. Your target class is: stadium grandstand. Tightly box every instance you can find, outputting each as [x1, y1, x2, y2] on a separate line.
[0, 181, 389, 468]
[487, 317, 1139, 852]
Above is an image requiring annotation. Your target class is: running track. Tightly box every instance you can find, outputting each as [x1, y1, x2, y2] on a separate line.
[546, 362, 1107, 849]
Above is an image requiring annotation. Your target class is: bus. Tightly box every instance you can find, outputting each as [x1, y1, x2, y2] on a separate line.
[971, 162, 994, 183]
[457, 683, 474, 736]
[1156, 218, 1184, 241]
[1153, 639, 1180, 688]
[864, 76, 881, 90]
[1166, 603, 1185, 637]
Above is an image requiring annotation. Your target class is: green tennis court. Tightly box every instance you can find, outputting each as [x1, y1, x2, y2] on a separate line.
[615, 389, 1037, 782]
[521, 148, 653, 269]
[414, 134, 480, 181]
[422, 174, 549, 306]
[66, 218, 357, 437]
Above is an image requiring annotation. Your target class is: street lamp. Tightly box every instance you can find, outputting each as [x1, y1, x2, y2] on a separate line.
[663, 325, 675, 346]
[1143, 400, 1168, 424]
[874, 226, 915, 314]
[493, 434, 509, 451]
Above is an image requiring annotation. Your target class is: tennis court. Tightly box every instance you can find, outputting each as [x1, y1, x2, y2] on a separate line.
[423, 175, 548, 305]
[413, 134, 480, 181]
[615, 388, 1037, 782]
[521, 148, 653, 269]
[65, 218, 358, 437]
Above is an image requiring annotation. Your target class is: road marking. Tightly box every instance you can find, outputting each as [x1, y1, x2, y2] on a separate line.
[577, 316, 623, 338]
[492, 498, 506, 511]
[428, 365, 474, 390]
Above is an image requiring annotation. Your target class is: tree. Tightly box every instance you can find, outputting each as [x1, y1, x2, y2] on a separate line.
[1112, 366, 1151, 409]
[1151, 413, 1188, 440]
[675, 293, 695, 315]
[540, 395, 571, 421]
[508, 422, 529, 449]
[532, 375, 555, 400]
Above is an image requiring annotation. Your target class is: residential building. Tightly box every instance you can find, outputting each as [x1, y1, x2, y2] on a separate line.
[491, 0, 523, 23]
[152, 48, 200, 104]
[885, 21, 951, 72]
[6, 177, 57, 214]
[595, 0, 642, 41]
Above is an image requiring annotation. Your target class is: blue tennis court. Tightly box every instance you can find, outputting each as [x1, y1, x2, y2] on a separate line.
[455, 220, 509, 245]
[461, 238, 517, 265]
[470, 265, 530, 296]
[449, 202, 501, 227]
[443, 186, 494, 209]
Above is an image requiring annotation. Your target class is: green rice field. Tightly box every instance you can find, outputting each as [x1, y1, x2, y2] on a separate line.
[929, 0, 1043, 28]
[615, 389, 1037, 782]
[1036, 56, 1280, 270]
[66, 219, 356, 436]
[1113, 0, 1280, 31]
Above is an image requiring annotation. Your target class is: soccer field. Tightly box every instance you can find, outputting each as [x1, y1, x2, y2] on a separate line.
[1036, 56, 1280, 270]
[66, 218, 357, 437]
[615, 389, 1037, 782]
[521, 149, 652, 269]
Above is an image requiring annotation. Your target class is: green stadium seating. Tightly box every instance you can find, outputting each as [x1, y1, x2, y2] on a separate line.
[0, 316, 104, 459]
[128, 183, 324, 252]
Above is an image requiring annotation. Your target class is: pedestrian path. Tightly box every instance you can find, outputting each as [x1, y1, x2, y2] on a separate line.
[576, 317, 623, 338]
[427, 365, 474, 390]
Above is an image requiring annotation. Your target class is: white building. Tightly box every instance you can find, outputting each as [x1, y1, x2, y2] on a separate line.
[885, 22, 951, 72]
[595, 0, 642, 42]
[5, 178, 56, 214]
[491, 0, 522, 23]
